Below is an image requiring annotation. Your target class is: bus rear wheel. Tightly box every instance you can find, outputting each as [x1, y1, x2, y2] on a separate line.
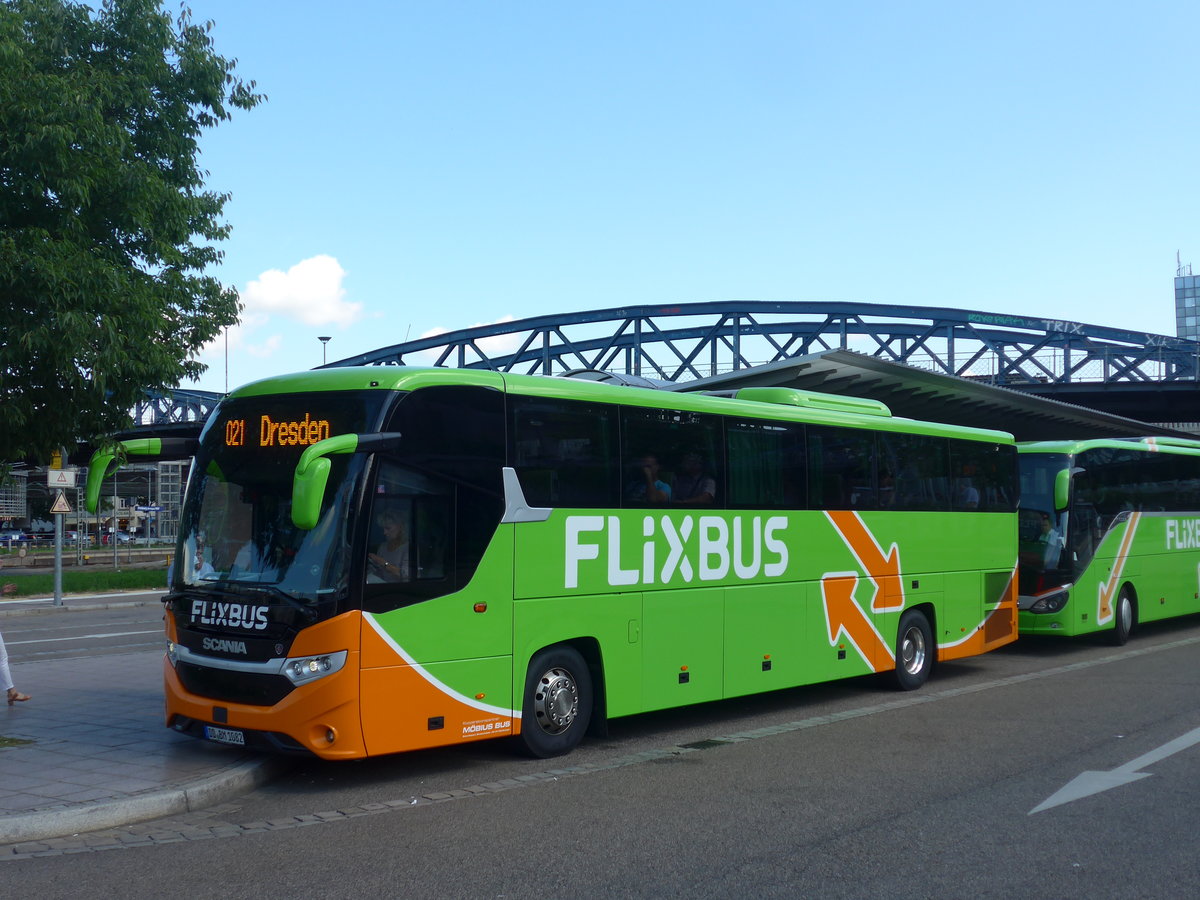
[893, 609, 933, 691]
[1112, 589, 1136, 646]
[518, 645, 592, 758]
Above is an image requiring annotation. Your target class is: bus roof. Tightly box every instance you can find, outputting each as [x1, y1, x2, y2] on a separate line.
[229, 366, 1015, 444]
[1019, 436, 1200, 456]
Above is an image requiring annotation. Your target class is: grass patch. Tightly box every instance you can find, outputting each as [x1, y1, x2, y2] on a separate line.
[1, 568, 167, 597]
[0, 737, 35, 749]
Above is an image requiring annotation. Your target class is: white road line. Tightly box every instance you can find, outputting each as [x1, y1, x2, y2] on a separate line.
[8, 629, 162, 645]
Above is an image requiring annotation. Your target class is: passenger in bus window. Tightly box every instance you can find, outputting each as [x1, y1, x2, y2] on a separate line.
[626, 454, 671, 504]
[672, 452, 716, 506]
[878, 471, 896, 508]
[956, 478, 980, 510]
[193, 533, 215, 581]
[1039, 513, 1064, 568]
[368, 508, 410, 582]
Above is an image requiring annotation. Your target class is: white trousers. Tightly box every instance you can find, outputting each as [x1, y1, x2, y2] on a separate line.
[0, 630, 13, 693]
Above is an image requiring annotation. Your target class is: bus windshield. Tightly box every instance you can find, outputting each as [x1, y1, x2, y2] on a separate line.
[175, 391, 387, 604]
[1018, 452, 1069, 592]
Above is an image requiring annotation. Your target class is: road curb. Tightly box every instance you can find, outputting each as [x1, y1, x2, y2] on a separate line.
[0, 592, 164, 617]
[0, 600, 161, 618]
[0, 757, 287, 845]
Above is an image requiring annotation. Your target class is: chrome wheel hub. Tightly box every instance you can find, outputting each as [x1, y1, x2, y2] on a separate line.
[900, 626, 926, 676]
[533, 666, 578, 735]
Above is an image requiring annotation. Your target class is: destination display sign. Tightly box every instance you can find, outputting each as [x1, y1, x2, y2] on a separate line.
[224, 412, 333, 448]
[206, 392, 388, 461]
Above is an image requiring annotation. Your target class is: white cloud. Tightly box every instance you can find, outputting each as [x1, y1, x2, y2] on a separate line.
[242, 255, 362, 328]
[245, 334, 284, 358]
[193, 254, 356, 379]
[195, 313, 279, 361]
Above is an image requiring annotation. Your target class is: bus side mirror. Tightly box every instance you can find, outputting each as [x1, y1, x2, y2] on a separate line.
[85, 437, 198, 514]
[292, 456, 333, 530]
[291, 432, 403, 530]
[1053, 466, 1085, 512]
[86, 447, 122, 515]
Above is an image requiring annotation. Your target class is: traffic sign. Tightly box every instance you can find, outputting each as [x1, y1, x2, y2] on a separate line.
[47, 468, 77, 488]
[50, 491, 72, 514]
[135, 505, 163, 512]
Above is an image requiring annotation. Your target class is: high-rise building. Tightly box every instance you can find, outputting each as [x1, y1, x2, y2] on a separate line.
[1176, 254, 1199, 340]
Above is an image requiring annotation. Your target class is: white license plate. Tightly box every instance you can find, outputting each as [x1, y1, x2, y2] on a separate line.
[204, 726, 245, 746]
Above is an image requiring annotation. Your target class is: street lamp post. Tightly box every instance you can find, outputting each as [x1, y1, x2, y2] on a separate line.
[318, 335, 331, 366]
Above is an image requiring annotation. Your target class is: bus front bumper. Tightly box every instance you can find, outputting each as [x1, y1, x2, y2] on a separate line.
[1017, 588, 1075, 635]
[163, 651, 367, 760]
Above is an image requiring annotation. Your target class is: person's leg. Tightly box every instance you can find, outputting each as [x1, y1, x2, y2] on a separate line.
[1, 630, 29, 702]
[0, 630, 13, 693]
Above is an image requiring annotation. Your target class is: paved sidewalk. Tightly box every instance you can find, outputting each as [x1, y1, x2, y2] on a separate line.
[0, 595, 283, 844]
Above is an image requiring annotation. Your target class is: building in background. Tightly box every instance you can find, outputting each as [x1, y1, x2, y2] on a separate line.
[0, 471, 28, 528]
[1176, 253, 1199, 340]
[1, 462, 185, 543]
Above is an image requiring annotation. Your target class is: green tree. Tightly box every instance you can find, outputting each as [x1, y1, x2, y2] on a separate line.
[0, 0, 261, 462]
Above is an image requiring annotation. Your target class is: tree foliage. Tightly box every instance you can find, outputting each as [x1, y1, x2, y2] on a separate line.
[0, 0, 261, 462]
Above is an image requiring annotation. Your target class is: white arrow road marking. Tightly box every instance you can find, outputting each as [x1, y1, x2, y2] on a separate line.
[1030, 725, 1200, 814]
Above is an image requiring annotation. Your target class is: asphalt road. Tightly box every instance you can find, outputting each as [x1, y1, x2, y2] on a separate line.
[5, 608, 1200, 898]
[2, 595, 167, 663]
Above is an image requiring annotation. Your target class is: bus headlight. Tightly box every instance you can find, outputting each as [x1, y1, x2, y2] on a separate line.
[166, 642, 179, 667]
[283, 650, 348, 686]
[1029, 591, 1069, 614]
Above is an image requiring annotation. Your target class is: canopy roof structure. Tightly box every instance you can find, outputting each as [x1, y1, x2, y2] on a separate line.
[668, 349, 1186, 441]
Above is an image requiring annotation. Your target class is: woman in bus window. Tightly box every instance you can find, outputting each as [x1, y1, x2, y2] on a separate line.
[368, 508, 410, 582]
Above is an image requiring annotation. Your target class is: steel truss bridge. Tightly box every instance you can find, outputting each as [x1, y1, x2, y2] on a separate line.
[141, 302, 1200, 425]
[325, 301, 1198, 385]
[132, 388, 223, 427]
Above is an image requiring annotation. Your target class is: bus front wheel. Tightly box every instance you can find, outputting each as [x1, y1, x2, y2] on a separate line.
[893, 609, 933, 691]
[1112, 589, 1136, 646]
[518, 645, 593, 758]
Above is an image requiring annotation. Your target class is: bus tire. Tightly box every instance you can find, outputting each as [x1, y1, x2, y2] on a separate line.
[518, 645, 593, 758]
[1111, 588, 1136, 646]
[893, 609, 933, 691]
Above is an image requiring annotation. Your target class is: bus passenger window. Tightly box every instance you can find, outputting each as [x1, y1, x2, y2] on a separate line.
[877, 432, 950, 510]
[808, 425, 876, 510]
[509, 397, 618, 508]
[620, 407, 724, 509]
[363, 460, 453, 604]
[727, 419, 804, 509]
[949, 440, 1017, 513]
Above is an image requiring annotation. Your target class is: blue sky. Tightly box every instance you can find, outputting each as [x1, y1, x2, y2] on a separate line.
[184, 0, 1200, 393]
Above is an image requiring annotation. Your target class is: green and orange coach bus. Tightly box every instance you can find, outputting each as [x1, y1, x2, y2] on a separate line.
[87, 367, 1019, 759]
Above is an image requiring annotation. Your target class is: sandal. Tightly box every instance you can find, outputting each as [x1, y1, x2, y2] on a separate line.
[6, 689, 30, 705]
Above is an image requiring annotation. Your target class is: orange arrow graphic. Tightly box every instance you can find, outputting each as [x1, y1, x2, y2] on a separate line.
[821, 572, 894, 671]
[1097, 512, 1140, 624]
[824, 511, 905, 612]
